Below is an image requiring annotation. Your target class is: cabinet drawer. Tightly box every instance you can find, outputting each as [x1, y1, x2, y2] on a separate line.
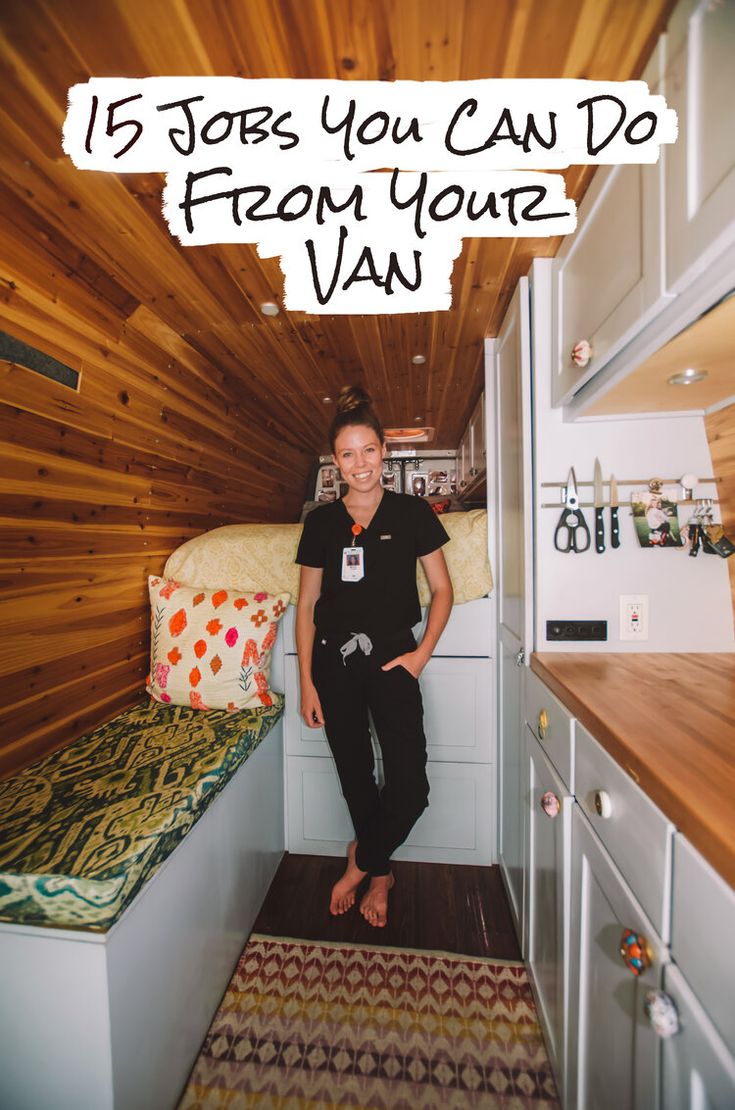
[285, 654, 493, 763]
[524, 668, 574, 789]
[280, 596, 493, 658]
[285, 755, 493, 865]
[575, 724, 673, 940]
[672, 834, 735, 1056]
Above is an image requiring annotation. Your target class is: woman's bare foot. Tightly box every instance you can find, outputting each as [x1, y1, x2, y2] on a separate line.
[330, 840, 366, 915]
[360, 872, 395, 928]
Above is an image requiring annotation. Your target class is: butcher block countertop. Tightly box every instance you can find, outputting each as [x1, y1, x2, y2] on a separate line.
[531, 653, 735, 890]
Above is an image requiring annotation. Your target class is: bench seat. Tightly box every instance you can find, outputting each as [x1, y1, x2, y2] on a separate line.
[0, 695, 284, 932]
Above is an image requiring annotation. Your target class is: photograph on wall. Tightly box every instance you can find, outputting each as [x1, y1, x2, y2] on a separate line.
[631, 491, 683, 547]
[320, 466, 335, 489]
[410, 472, 428, 497]
[317, 489, 337, 503]
[428, 468, 450, 495]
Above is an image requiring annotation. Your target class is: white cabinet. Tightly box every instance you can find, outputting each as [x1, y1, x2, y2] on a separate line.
[551, 0, 735, 412]
[526, 729, 572, 1100]
[285, 653, 492, 765]
[568, 806, 668, 1110]
[663, 0, 735, 293]
[551, 46, 671, 407]
[283, 598, 495, 866]
[497, 633, 526, 946]
[658, 833, 735, 1106]
[286, 755, 494, 864]
[660, 962, 735, 1110]
[457, 392, 486, 492]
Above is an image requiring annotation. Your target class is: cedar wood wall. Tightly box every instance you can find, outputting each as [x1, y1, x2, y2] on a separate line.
[0, 190, 308, 779]
[2, 223, 733, 779]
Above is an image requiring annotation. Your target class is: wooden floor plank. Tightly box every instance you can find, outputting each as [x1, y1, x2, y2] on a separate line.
[253, 853, 521, 961]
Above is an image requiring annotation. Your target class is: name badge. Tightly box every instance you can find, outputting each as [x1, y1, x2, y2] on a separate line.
[342, 546, 364, 582]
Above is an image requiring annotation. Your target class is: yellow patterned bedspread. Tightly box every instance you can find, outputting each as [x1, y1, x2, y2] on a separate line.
[0, 696, 284, 932]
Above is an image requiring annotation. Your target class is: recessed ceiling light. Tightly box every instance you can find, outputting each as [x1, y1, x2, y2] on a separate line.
[322, 395, 332, 403]
[668, 368, 708, 385]
[384, 426, 435, 442]
[414, 416, 423, 422]
[411, 354, 426, 365]
[260, 302, 280, 316]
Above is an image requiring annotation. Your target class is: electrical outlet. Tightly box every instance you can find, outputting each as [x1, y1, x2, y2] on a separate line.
[620, 595, 649, 641]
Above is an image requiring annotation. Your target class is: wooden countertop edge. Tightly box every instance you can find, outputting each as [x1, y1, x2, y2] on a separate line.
[530, 654, 735, 890]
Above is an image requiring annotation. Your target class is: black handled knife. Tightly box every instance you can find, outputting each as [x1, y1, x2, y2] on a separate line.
[610, 474, 620, 548]
[593, 458, 605, 553]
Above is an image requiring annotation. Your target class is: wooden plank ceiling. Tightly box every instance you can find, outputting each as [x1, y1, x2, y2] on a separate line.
[1, 0, 672, 458]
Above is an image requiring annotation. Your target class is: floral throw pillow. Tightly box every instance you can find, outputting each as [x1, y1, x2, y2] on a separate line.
[147, 577, 289, 711]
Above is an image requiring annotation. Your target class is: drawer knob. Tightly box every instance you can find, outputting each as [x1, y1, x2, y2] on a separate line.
[594, 790, 612, 819]
[619, 929, 652, 976]
[538, 709, 549, 739]
[571, 339, 592, 368]
[540, 790, 561, 818]
[644, 989, 680, 1039]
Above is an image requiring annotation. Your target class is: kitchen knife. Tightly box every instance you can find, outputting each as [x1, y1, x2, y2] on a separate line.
[610, 474, 620, 548]
[593, 458, 605, 553]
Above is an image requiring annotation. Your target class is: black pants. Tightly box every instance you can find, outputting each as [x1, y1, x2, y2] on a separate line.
[311, 630, 430, 876]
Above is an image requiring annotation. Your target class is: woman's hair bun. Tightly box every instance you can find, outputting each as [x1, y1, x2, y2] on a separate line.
[337, 385, 372, 414]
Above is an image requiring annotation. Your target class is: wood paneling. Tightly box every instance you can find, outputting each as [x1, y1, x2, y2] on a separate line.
[0, 0, 672, 775]
[705, 403, 735, 630]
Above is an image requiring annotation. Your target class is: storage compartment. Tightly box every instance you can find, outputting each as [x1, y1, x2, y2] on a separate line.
[671, 834, 735, 1054]
[567, 806, 668, 1110]
[575, 723, 674, 939]
[660, 962, 735, 1108]
[524, 667, 574, 789]
[284, 653, 492, 764]
[286, 755, 493, 865]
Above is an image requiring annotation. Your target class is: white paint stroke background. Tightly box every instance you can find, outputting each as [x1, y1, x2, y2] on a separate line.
[63, 78, 677, 313]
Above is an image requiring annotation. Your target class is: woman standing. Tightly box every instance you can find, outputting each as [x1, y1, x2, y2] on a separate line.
[295, 387, 453, 927]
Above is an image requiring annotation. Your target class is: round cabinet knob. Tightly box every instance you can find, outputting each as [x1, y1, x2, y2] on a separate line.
[541, 790, 561, 818]
[594, 790, 613, 819]
[644, 990, 680, 1039]
[538, 709, 549, 739]
[571, 339, 592, 368]
[619, 929, 653, 976]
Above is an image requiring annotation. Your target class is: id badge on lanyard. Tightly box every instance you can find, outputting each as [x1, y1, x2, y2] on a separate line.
[342, 522, 364, 582]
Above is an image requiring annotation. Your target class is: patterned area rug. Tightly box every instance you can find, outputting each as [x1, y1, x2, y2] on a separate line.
[178, 934, 559, 1109]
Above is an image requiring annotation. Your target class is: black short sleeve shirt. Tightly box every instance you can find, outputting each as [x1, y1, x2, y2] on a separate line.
[295, 492, 450, 635]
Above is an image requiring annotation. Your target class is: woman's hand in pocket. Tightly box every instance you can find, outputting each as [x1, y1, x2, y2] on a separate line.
[381, 650, 426, 680]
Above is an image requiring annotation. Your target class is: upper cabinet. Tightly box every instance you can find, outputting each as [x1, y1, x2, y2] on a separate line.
[457, 391, 486, 499]
[664, 0, 735, 293]
[552, 47, 671, 408]
[551, 0, 735, 414]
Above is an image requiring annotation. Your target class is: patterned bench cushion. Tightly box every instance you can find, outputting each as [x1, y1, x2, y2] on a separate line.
[0, 695, 284, 932]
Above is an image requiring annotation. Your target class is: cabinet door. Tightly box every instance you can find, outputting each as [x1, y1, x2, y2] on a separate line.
[660, 962, 735, 1110]
[498, 631, 526, 947]
[493, 277, 533, 951]
[568, 807, 667, 1110]
[284, 654, 492, 763]
[468, 393, 485, 481]
[664, 0, 735, 293]
[550, 44, 671, 406]
[285, 755, 493, 865]
[526, 730, 572, 1098]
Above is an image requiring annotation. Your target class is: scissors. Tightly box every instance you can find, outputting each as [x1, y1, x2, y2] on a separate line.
[554, 468, 591, 553]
